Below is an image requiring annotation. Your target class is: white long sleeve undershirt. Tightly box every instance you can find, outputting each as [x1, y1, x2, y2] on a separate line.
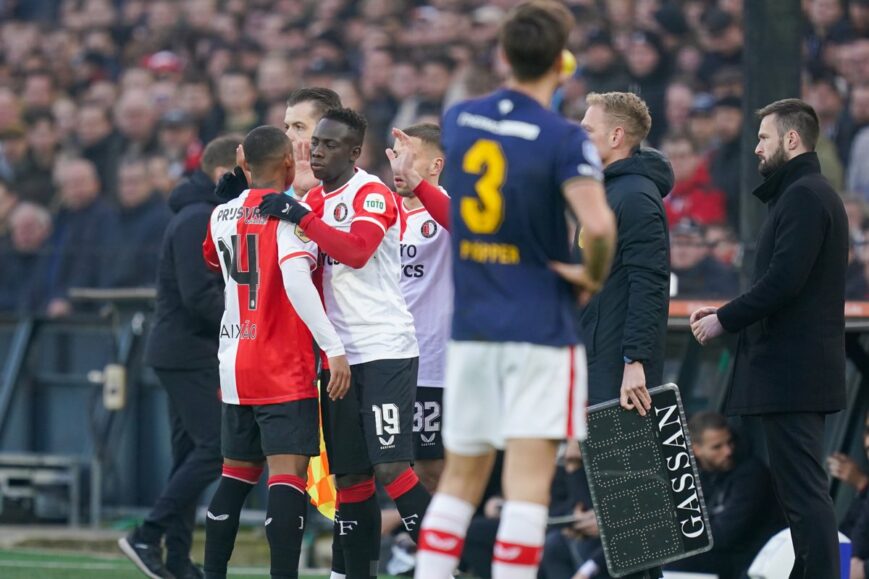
[280, 257, 344, 358]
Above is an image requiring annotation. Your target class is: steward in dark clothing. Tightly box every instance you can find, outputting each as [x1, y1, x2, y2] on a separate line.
[715, 150, 848, 578]
[134, 169, 226, 578]
[581, 148, 673, 404]
[102, 194, 171, 288]
[667, 454, 783, 579]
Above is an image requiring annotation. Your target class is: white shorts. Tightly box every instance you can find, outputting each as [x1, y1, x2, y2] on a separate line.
[442, 341, 587, 456]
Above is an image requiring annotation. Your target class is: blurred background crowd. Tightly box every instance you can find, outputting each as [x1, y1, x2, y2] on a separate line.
[0, 0, 868, 316]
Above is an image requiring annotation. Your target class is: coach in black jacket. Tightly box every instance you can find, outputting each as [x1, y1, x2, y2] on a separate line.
[120, 136, 241, 579]
[692, 99, 848, 579]
[573, 93, 672, 416]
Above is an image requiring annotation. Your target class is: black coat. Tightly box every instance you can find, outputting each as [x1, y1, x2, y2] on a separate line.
[717, 152, 848, 415]
[144, 171, 224, 370]
[581, 149, 673, 404]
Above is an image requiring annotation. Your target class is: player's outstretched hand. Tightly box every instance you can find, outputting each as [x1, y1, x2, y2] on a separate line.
[326, 355, 351, 400]
[258, 193, 310, 223]
[620, 362, 651, 417]
[215, 166, 249, 201]
[549, 262, 602, 305]
[386, 128, 423, 197]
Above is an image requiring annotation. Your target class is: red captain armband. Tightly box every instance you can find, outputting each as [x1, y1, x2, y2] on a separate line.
[413, 180, 450, 231]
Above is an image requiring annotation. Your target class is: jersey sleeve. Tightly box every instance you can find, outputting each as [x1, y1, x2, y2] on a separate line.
[302, 186, 326, 218]
[276, 220, 318, 270]
[351, 182, 398, 234]
[555, 124, 603, 188]
[202, 212, 221, 272]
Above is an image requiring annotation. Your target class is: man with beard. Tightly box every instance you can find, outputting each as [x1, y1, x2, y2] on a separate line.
[691, 98, 848, 578]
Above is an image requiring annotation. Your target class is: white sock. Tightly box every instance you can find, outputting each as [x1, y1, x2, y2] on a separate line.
[329, 574, 346, 579]
[414, 493, 474, 579]
[492, 501, 548, 579]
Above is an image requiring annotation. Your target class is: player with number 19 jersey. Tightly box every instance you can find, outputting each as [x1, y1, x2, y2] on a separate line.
[440, 87, 603, 449]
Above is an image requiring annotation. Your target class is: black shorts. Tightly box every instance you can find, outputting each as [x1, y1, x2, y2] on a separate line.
[413, 386, 444, 461]
[221, 398, 319, 462]
[320, 357, 419, 476]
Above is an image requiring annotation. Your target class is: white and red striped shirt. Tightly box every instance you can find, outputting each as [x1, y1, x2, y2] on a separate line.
[203, 189, 319, 405]
[399, 196, 452, 387]
[305, 169, 418, 365]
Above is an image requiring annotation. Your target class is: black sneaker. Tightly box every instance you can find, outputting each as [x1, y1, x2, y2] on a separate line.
[167, 561, 204, 579]
[118, 528, 176, 579]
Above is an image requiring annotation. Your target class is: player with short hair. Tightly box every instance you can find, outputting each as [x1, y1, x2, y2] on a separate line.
[202, 125, 350, 579]
[216, 87, 343, 200]
[387, 123, 450, 492]
[258, 108, 430, 579]
[404, 2, 617, 578]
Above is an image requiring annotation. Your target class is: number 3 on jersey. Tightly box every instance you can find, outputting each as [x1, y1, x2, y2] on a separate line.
[461, 139, 506, 234]
[218, 234, 260, 310]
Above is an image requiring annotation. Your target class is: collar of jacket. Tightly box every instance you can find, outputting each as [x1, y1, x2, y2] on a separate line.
[752, 151, 821, 204]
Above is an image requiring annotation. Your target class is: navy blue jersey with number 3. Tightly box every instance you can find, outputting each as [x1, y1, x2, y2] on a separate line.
[442, 88, 602, 347]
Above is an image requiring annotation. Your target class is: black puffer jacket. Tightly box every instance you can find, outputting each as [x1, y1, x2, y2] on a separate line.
[144, 171, 224, 370]
[580, 148, 674, 404]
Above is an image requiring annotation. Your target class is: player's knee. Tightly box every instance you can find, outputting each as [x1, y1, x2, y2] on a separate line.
[336, 472, 374, 489]
[265, 454, 308, 477]
[373, 461, 411, 485]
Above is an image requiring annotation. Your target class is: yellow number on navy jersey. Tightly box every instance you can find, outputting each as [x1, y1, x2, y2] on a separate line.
[460, 139, 506, 234]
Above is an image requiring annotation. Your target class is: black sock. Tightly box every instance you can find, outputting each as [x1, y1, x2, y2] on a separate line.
[204, 467, 261, 577]
[331, 513, 346, 574]
[265, 475, 308, 579]
[385, 469, 431, 543]
[336, 480, 380, 579]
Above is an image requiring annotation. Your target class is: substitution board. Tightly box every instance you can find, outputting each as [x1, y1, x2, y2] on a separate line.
[580, 384, 712, 577]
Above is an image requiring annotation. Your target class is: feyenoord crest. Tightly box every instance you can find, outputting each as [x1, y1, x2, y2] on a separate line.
[333, 202, 348, 222]
[294, 225, 310, 242]
[421, 219, 438, 238]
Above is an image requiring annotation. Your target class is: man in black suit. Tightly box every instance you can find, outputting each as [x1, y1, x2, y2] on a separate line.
[691, 98, 848, 578]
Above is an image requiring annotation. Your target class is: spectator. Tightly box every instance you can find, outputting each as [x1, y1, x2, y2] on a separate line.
[115, 90, 160, 158]
[849, 128, 869, 197]
[687, 93, 718, 152]
[670, 219, 739, 298]
[44, 158, 117, 317]
[708, 96, 743, 230]
[705, 223, 741, 268]
[666, 412, 783, 579]
[697, 8, 743, 87]
[157, 110, 203, 182]
[217, 69, 261, 134]
[0, 123, 28, 183]
[0, 202, 53, 313]
[662, 132, 727, 226]
[581, 29, 631, 96]
[178, 75, 222, 143]
[13, 109, 59, 204]
[805, 0, 854, 68]
[102, 157, 171, 288]
[838, 83, 869, 166]
[664, 79, 695, 137]
[76, 103, 123, 197]
[625, 30, 670, 146]
[0, 180, 17, 236]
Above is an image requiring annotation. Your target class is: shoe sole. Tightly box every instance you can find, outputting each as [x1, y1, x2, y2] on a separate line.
[117, 537, 170, 579]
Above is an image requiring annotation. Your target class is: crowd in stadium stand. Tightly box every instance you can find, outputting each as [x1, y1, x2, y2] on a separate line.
[0, 0, 868, 316]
